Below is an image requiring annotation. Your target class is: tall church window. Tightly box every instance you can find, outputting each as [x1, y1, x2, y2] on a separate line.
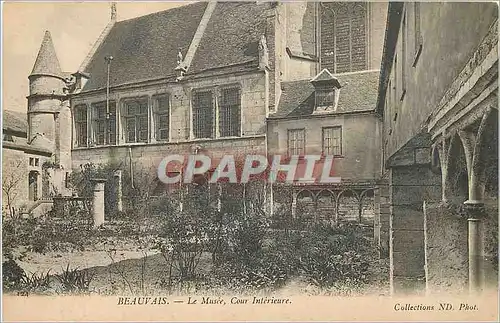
[75, 104, 87, 147]
[92, 101, 116, 146]
[123, 97, 149, 143]
[320, 2, 367, 73]
[218, 87, 241, 137]
[192, 90, 214, 139]
[154, 95, 170, 141]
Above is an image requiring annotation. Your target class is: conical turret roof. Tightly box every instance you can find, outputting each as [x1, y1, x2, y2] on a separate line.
[30, 31, 62, 77]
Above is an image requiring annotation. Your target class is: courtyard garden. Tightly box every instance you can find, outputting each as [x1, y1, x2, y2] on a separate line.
[2, 162, 389, 297]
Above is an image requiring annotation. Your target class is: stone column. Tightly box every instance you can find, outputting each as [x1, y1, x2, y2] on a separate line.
[464, 201, 485, 294]
[114, 170, 123, 212]
[91, 178, 107, 228]
[265, 182, 274, 217]
[459, 124, 487, 295]
[217, 182, 222, 212]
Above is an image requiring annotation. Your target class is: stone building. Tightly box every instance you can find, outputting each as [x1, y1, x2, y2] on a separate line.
[5, 2, 390, 252]
[7, 0, 496, 296]
[2, 110, 52, 216]
[267, 1, 388, 248]
[377, 2, 498, 294]
[2, 30, 73, 216]
[3, 1, 389, 222]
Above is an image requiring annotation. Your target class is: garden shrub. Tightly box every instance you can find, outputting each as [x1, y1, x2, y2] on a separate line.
[213, 220, 375, 291]
[2, 258, 25, 291]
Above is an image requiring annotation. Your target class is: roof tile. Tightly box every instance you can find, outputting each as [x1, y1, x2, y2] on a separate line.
[271, 70, 380, 119]
[82, 2, 208, 91]
[30, 31, 63, 77]
[188, 2, 268, 74]
[3, 110, 28, 134]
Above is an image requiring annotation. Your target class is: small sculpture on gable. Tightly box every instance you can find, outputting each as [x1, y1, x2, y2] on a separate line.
[258, 35, 269, 70]
[177, 48, 184, 66]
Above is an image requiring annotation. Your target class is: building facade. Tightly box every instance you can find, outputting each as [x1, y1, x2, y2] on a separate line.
[2, 29, 73, 216]
[268, 1, 387, 249]
[377, 2, 498, 294]
[2, 110, 53, 216]
[4, 1, 496, 296]
[4, 1, 388, 218]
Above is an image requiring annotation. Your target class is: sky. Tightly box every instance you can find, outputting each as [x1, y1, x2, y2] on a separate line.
[2, 1, 191, 113]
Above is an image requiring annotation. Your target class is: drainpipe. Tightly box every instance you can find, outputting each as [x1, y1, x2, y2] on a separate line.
[105, 56, 113, 118]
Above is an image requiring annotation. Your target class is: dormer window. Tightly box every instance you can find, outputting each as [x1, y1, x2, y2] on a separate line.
[310, 69, 341, 112]
[315, 87, 336, 110]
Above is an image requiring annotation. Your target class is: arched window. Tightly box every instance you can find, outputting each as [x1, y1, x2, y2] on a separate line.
[321, 2, 368, 73]
[28, 170, 39, 201]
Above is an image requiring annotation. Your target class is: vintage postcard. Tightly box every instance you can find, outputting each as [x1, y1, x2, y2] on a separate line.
[1, 1, 498, 322]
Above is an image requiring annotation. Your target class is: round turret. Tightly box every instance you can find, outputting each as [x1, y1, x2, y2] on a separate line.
[27, 31, 67, 144]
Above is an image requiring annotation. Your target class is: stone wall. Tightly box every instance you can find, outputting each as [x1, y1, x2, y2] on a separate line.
[424, 202, 468, 294]
[267, 113, 382, 181]
[384, 2, 498, 161]
[337, 193, 359, 221]
[2, 147, 55, 210]
[2, 148, 29, 212]
[387, 134, 442, 295]
[389, 163, 441, 295]
[424, 201, 499, 294]
[368, 2, 388, 71]
[378, 181, 390, 257]
[483, 201, 499, 289]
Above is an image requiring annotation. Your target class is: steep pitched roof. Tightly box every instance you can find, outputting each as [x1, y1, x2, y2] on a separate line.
[187, 2, 268, 74]
[311, 68, 336, 83]
[2, 110, 28, 135]
[30, 31, 63, 77]
[270, 70, 380, 119]
[81, 2, 208, 91]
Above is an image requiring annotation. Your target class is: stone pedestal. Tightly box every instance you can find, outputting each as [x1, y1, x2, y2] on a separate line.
[114, 170, 123, 212]
[91, 178, 107, 228]
[291, 190, 297, 219]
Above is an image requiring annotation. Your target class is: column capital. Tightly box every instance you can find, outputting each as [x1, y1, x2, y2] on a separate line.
[91, 178, 107, 191]
[463, 200, 485, 219]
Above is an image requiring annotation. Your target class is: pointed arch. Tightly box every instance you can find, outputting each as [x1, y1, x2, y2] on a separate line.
[360, 189, 375, 224]
[446, 132, 469, 203]
[296, 189, 315, 221]
[297, 189, 315, 202]
[473, 107, 498, 200]
[316, 189, 336, 221]
[431, 144, 442, 174]
[336, 189, 360, 222]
